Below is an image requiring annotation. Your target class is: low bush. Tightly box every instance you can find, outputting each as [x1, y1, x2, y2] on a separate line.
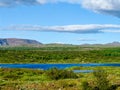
[45, 67, 78, 80]
[82, 70, 120, 90]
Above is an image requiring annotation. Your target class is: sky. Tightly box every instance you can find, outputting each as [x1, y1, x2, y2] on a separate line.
[0, 0, 120, 45]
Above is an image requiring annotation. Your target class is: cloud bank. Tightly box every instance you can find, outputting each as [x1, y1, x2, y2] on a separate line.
[81, 0, 120, 18]
[2, 24, 120, 33]
[0, 0, 120, 18]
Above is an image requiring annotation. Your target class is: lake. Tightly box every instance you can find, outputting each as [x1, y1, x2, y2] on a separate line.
[0, 63, 120, 70]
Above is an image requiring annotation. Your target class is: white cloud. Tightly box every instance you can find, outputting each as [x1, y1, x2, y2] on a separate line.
[0, 0, 41, 7]
[2, 24, 120, 33]
[102, 29, 120, 33]
[77, 38, 96, 41]
[81, 0, 120, 17]
[0, 0, 81, 7]
[0, 0, 120, 18]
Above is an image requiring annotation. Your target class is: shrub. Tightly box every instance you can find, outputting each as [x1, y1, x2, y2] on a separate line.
[82, 81, 93, 90]
[93, 70, 109, 90]
[82, 70, 120, 90]
[46, 67, 78, 80]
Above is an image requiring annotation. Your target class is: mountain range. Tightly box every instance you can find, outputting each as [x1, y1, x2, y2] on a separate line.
[0, 38, 120, 46]
[81, 41, 120, 47]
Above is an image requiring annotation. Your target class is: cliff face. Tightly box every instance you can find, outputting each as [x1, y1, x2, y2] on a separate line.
[0, 38, 42, 46]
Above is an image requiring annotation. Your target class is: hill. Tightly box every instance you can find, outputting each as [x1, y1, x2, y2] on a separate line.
[0, 38, 42, 46]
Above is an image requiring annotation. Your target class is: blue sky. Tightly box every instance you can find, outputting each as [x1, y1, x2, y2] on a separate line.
[0, 0, 120, 45]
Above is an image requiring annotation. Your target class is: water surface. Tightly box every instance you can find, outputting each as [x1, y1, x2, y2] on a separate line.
[0, 63, 120, 70]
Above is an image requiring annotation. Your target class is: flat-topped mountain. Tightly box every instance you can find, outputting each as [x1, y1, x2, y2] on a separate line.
[0, 38, 42, 46]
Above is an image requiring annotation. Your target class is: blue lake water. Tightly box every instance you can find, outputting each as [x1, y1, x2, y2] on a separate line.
[74, 70, 94, 73]
[0, 63, 120, 70]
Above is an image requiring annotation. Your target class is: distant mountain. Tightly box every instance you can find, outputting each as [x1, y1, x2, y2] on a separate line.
[105, 41, 120, 46]
[47, 42, 120, 47]
[0, 38, 42, 46]
[82, 42, 120, 46]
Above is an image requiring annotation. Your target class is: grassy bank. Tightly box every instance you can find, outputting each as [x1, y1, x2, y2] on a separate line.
[0, 67, 120, 90]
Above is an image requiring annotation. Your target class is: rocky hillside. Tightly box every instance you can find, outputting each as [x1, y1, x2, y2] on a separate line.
[0, 38, 42, 46]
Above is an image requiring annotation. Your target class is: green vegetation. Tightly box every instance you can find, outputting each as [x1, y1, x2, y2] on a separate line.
[0, 46, 120, 90]
[0, 47, 120, 63]
[0, 45, 97, 51]
[0, 67, 120, 90]
[82, 70, 120, 90]
[0, 68, 79, 90]
[46, 67, 78, 80]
